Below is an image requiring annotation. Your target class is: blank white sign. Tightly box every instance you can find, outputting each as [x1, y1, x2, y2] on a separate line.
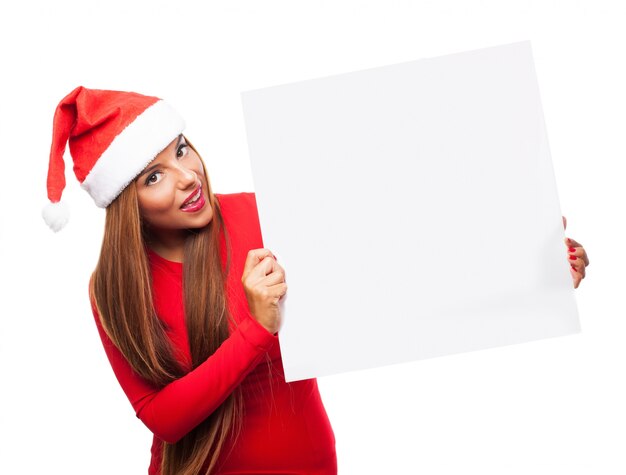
[241, 41, 580, 383]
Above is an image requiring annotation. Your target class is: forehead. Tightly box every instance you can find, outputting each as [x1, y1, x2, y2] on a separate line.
[134, 135, 192, 184]
[158, 135, 183, 156]
[148, 135, 184, 163]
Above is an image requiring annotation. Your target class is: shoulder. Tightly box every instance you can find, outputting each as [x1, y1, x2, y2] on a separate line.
[215, 192, 257, 211]
[214, 192, 263, 248]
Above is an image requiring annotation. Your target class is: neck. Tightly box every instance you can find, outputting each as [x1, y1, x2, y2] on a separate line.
[144, 229, 188, 263]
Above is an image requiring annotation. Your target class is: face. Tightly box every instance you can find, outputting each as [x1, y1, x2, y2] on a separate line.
[134, 135, 213, 245]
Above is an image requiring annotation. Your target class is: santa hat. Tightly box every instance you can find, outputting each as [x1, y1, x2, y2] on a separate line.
[43, 86, 186, 231]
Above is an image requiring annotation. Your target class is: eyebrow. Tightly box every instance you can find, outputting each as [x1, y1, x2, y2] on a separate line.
[175, 134, 184, 149]
[136, 134, 184, 181]
[137, 163, 159, 182]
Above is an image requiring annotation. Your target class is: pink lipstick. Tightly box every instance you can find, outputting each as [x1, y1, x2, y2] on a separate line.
[180, 186, 205, 212]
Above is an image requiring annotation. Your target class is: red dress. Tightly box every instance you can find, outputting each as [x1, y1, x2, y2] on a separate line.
[90, 192, 337, 474]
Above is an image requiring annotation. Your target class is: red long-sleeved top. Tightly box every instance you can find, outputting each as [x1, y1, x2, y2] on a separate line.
[90, 192, 336, 474]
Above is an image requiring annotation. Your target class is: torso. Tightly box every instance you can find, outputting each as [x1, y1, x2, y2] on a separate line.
[147, 192, 336, 474]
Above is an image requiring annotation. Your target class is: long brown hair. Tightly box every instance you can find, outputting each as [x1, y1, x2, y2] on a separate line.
[90, 141, 243, 474]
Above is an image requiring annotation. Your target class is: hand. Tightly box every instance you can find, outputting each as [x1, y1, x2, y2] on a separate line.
[562, 216, 589, 289]
[241, 248, 287, 334]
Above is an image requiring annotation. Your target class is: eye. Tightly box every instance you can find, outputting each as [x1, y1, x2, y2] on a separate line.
[176, 143, 189, 159]
[145, 171, 163, 186]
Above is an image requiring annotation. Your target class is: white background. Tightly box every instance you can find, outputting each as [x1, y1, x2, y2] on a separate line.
[0, 1, 623, 474]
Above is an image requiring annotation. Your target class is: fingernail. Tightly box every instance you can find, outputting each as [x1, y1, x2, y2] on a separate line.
[571, 264, 576, 271]
[568, 247, 576, 253]
[569, 255, 577, 260]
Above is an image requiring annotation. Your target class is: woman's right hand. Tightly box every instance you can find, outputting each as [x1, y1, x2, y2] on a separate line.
[241, 248, 287, 334]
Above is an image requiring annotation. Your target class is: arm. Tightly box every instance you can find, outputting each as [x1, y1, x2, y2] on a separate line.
[90, 297, 277, 444]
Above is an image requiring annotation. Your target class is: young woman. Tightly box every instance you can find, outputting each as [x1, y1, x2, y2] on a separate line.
[42, 86, 588, 475]
[43, 86, 337, 474]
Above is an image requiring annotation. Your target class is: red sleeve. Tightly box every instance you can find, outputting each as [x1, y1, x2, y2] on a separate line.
[89, 294, 278, 444]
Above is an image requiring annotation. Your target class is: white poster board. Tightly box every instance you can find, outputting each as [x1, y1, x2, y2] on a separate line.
[241, 41, 580, 383]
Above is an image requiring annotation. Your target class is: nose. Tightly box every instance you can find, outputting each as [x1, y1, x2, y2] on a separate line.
[176, 164, 198, 189]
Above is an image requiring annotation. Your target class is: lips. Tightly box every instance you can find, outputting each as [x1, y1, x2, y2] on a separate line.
[180, 185, 205, 211]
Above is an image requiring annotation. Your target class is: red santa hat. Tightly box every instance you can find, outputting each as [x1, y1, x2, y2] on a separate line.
[43, 86, 186, 231]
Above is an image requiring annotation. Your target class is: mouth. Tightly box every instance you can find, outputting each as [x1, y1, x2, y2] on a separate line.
[180, 185, 205, 212]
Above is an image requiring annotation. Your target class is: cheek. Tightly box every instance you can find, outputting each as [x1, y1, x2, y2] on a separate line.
[189, 153, 206, 178]
[137, 187, 178, 218]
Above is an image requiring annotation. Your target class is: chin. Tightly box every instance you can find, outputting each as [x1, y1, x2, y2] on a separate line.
[190, 209, 214, 229]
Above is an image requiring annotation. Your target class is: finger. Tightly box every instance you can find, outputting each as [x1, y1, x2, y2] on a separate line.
[565, 236, 590, 267]
[243, 248, 275, 278]
[569, 254, 586, 279]
[262, 264, 286, 286]
[255, 282, 288, 304]
[267, 282, 288, 299]
[576, 244, 589, 267]
[565, 237, 583, 248]
[567, 245, 590, 267]
[242, 256, 276, 285]
[562, 216, 567, 230]
[570, 266, 581, 289]
[256, 257, 285, 282]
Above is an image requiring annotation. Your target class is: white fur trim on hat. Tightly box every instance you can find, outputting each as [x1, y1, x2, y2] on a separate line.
[81, 100, 185, 208]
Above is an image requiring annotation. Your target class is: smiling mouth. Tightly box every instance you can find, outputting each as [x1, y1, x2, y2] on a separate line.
[180, 186, 202, 209]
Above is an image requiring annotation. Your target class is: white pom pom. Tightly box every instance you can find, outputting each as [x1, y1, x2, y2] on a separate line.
[42, 201, 70, 232]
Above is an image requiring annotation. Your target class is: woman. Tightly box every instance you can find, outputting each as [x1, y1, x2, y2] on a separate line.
[42, 86, 337, 474]
[42, 86, 588, 475]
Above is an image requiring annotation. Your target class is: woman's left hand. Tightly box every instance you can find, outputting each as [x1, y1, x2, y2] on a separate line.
[563, 216, 589, 289]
